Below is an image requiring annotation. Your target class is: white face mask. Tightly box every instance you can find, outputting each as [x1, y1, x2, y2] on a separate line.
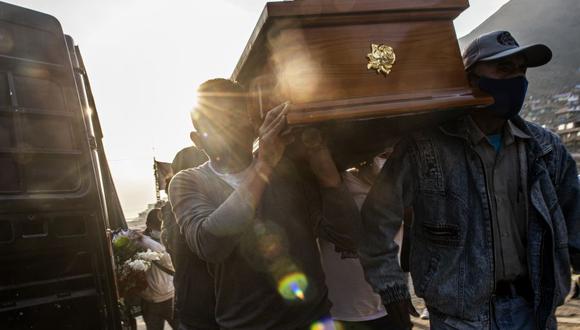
[150, 230, 161, 240]
[374, 156, 387, 172]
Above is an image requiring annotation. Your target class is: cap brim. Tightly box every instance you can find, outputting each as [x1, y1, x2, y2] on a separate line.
[480, 44, 552, 68]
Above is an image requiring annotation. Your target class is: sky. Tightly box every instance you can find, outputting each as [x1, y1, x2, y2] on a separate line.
[4, 0, 509, 218]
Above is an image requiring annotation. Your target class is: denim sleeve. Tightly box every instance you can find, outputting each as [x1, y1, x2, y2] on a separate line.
[556, 145, 580, 272]
[168, 170, 256, 263]
[360, 138, 416, 304]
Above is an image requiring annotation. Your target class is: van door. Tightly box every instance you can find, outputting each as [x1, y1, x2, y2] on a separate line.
[0, 2, 123, 329]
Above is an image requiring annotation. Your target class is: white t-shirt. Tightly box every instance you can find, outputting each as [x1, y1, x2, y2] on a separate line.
[319, 170, 387, 322]
[139, 235, 175, 303]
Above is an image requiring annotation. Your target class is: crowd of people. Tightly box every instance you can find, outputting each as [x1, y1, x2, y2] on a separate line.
[137, 31, 580, 330]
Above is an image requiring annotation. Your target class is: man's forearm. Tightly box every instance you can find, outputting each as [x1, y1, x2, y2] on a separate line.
[360, 199, 409, 304]
[202, 160, 273, 237]
[170, 161, 274, 262]
[318, 185, 361, 251]
[307, 144, 360, 249]
[359, 139, 415, 304]
[308, 146, 341, 188]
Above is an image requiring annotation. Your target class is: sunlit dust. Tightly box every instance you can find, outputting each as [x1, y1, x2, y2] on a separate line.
[269, 28, 327, 104]
[310, 318, 344, 330]
[277, 272, 308, 301]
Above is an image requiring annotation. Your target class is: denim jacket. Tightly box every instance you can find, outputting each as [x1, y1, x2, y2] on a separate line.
[360, 116, 580, 329]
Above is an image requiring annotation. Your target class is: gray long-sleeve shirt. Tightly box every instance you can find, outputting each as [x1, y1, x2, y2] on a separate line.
[169, 158, 360, 329]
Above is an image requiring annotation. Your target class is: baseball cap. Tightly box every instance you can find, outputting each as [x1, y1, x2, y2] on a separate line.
[462, 31, 552, 70]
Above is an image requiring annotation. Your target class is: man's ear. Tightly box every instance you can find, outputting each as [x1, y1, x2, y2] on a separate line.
[190, 131, 204, 150]
[467, 63, 483, 88]
[467, 70, 479, 88]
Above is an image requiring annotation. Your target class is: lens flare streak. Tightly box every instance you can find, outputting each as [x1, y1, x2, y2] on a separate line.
[290, 282, 304, 300]
[277, 272, 308, 302]
[310, 318, 343, 330]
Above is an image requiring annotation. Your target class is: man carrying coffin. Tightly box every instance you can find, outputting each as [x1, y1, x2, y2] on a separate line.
[359, 31, 580, 329]
[169, 79, 360, 329]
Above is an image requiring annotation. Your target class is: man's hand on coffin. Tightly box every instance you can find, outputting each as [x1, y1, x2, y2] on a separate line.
[301, 128, 341, 188]
[257, 103, 294, 172]
[384, 299, 419, 329]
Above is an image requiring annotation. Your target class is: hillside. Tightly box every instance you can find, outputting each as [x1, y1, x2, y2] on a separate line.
[459, 0, 580, 96]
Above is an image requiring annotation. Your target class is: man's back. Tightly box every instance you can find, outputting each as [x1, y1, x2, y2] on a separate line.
[139, 236, 175, 303]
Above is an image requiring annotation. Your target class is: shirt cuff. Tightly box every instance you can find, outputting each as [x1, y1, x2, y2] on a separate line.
[380, 284, 411, 305]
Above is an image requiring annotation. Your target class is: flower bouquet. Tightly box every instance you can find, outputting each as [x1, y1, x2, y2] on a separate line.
[111, 229, 163, 325]
[112, 229, 163, 298]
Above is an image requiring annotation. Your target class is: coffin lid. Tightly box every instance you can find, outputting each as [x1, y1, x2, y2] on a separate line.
[232, 0, 470, 82]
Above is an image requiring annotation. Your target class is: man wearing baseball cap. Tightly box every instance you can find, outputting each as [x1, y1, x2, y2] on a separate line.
[359, 30, 580, 329]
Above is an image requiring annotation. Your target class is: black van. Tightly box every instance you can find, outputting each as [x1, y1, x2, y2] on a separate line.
[1, 2, 125, 329]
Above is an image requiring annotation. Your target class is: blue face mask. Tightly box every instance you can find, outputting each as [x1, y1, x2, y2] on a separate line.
[477, 76, 529, 119]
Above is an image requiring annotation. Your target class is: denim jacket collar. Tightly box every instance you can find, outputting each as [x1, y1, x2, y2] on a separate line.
[439, 115, 553, 161]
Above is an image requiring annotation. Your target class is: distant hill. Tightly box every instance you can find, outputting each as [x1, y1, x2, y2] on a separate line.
[459, 0, 580, 97]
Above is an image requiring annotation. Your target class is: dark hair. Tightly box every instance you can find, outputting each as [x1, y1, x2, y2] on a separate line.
[146, 208, 162, 229]
[171, 146, 208, 173]
[192, 78, 246, 131]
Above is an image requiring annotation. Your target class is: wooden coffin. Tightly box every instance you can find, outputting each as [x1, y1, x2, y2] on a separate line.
[232, 0, 493, 167]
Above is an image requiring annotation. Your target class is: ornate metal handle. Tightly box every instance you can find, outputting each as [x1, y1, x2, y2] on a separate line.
[367, 43, 396, 76]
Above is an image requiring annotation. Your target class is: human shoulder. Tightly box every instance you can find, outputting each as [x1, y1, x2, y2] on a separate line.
[394, 118, 452, 148]
[170, 163, 212, 185]
[522, 119, 562, 147]
[140, 234, 165, 253]
[394, 126, 441, 152]
[168, 164, 215, 200]
[517, 118, 571, 166]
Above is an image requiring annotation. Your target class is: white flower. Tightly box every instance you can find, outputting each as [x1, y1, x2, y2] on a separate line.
[136, 249, 162, 262]
[126, 259, 149, 272]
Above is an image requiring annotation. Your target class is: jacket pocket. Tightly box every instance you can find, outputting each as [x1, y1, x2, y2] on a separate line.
[422, 223, 462, 247]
